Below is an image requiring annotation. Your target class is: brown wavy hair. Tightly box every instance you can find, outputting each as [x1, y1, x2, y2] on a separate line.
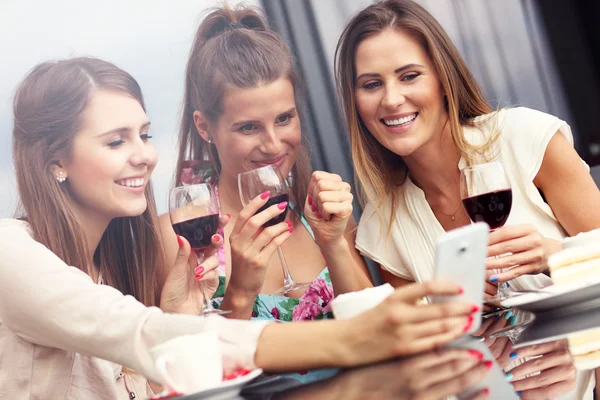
[335, 0, 494, 231]
[13, 57, 163, 306]
[175, 2, 311, 205]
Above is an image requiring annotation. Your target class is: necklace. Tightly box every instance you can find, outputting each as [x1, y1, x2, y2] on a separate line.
[431, 202, 463, 221]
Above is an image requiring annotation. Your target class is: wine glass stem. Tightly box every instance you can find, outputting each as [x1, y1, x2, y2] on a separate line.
[195, 251, 216, 313]
[277, 247, 296, 287]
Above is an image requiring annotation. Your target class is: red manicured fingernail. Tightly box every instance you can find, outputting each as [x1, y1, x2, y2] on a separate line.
[463, 315, 473, 332]
[307, 195, 313, 206]
[483, 388, 490, 396]
[195, 274, 204, 280]
[317, 211, 322, 219]
[458, 286, 464, 294]
[260, 191, 270, 200]
[177, 235, 183, 248]
[311, 204, 317, 212]
[468, 349, 483, 361]
[471, 305, 480, 313]
[225, 213, 231, 218]
[288, 227, 294, 233]
[212, 234, 221, 243]
[277, 201, 288, 210]
[484, 360, 493, 370]
[194, 266, 204, 275]
[285, 221, 292, 227]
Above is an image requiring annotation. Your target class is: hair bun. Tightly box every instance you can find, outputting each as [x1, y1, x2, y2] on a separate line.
[204, 6, 268, 39]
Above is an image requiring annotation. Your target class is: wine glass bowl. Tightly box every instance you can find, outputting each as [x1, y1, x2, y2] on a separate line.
[460, 161, 514, 303]
[169, 184, 230, 315]
[238, 165, 310, 295]
[460, 162, 512, 230]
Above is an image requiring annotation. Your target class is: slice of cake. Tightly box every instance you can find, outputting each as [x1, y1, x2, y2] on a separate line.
[548, 230, 600, 286]
[548, 229, 600, 370]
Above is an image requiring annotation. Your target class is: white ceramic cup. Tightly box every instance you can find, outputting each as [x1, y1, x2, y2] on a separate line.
[331, 283, 395, 320]
[150, 332, 222, 394]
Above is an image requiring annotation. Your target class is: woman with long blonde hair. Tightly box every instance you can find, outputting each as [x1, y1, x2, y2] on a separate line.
[336, 0, 600, 398]
[0, 56, 488, 399]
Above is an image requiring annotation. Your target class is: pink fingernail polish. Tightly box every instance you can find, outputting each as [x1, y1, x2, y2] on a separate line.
[195, 274, 204, 280]
[277, 201, 288, 210]
[463, 315, 474, 332]
[311, 204, 317, 212]
[212, 234, 221, 243]
[484, 360, 493, 370]
[260, 191, 270, 200]
[177, 235, 183, 248]
[317, 211, 322, 219]
[288, 227, 294, 233]
[307, 195, 313, 206]
[468, 349, 483, 361]
[194, 266, 204, 275]
[285, 221, 292, 227]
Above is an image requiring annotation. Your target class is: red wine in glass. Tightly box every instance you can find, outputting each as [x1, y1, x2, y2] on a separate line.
[462, 189, 513, 230]
[254, 193, 290, 227]
[238, 165, 310, 295]
[169, 183, 230, 315]
[460, 161, 513, 303]
[172, 214, 220, 251]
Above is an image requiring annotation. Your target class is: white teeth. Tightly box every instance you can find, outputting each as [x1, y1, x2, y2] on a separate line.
[118, 178, 144, 188]
[383, 113, 417, 126]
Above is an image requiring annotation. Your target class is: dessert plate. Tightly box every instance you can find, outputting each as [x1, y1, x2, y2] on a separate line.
[153, 369, 263, 400]
[500, 279, 600, 313]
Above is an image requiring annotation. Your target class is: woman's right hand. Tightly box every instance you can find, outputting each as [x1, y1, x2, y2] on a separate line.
[225, 191, 293, 307]
[345, 281, 479, 363]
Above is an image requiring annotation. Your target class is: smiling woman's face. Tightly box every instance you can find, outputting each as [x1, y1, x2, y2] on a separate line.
[354, 28, 448, 158]
[61, 89, 157, 220]
[206, 78, 301, 182]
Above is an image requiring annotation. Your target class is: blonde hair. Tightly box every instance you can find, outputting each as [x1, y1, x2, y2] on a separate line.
[335, 0, 496, 233]
[13, 57, 163, 307]
[175, 3, 311, 205]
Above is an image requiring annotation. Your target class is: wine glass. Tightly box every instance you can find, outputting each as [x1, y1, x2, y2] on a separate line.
[460, 161, 513, 303]
[169, 184, 230, 315]
[238, 165, 311, 295]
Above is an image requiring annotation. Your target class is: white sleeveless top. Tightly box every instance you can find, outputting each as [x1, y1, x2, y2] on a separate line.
[356, 107, 593, 399]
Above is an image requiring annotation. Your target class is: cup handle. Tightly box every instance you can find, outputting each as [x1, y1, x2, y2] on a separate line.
[155, 355, 184, 394]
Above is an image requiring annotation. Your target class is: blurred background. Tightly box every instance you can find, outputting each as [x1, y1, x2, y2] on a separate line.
[1, 0, 599, 218]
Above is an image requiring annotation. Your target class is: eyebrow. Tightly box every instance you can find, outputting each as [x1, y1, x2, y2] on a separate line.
[97, 121, 151, 138]
[230, 107, 296, 129]
[356, 63, 425, 82]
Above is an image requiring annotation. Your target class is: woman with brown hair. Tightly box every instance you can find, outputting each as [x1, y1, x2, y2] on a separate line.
[335, 0, 600, 398]
[0, 56, 488, 399]
[159, 3, 374, 322]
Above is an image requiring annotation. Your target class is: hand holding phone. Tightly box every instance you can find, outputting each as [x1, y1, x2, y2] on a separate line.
[433, 222, 489, 335]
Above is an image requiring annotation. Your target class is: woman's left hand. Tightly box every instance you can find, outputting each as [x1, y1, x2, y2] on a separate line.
[304, 171, 354, 247]
[507, 340, 577, 399]
[486, 224, 561, 283]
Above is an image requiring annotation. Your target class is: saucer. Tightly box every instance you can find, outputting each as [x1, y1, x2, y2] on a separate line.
[154, 369, 263, 400]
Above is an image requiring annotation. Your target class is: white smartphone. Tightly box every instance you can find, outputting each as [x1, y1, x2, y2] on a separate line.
[432, 222, 489, 335]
